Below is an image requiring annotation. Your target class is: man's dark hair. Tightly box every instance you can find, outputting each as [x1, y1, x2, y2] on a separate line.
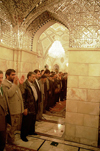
[41, 70, 44, 73]
[34, 69, 40, 74]
[41, 75, 47, 79]
[0, 70, 3, 74]
[44, 69, 50, 74]
[50, 73, 55, 77]
[50, 71, 55, 74]
[5, 69, 16, 78]
[27, 72, 34, 79]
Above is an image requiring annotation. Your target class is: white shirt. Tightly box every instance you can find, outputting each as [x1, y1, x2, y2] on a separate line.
[28, 81, 38, 101]
[35, 79, 40, 90]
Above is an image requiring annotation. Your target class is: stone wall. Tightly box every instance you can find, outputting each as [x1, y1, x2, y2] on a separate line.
[65, 49, 100, 147]
[0, 45, 14, 74]
[0, 44, 40, 78]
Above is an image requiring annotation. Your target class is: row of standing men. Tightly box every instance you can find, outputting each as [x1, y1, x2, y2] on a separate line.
[0, 68, 67, 150]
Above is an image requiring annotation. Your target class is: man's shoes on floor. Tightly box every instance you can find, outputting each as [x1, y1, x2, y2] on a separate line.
[21, 137, 28, 142]
[33, 132, 38, 135]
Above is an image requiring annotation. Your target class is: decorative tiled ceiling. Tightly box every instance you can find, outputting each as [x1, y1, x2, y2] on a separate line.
[0, 0, 100, 51]
[38, 23, 69, 59]
[1, 0, 46, 26]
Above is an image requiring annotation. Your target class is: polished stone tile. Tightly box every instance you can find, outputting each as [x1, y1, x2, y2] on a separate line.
[14, 131, 99, 151]
[39, 140, 78, 151]
[14, 115, 100, 151]
[35, 135, 99, 151]
[14, 134, 44, 150]
[36, 121, 65, 137]
[43, 114, 65, 124]
[27, 136, 44, 150]
[36, 121, 56, 132]
[80, 149, 91, 151]
[48, 124, 65, 137]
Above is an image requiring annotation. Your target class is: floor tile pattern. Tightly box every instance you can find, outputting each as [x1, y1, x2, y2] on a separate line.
[9, 114, 100, 151]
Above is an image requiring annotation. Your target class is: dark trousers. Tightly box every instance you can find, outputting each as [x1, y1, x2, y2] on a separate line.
[55, 93, 60, 103]
[21, 113, 36, 139]
[0, 130, 6, 151]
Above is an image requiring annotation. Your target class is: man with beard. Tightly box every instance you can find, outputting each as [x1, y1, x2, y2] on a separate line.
[2, 69, 24, 145]
[20, 72, 38, 142]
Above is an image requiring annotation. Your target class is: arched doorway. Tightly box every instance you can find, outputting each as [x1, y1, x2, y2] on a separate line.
[32, 22, 69, 72]
[32, 22, 68, 140]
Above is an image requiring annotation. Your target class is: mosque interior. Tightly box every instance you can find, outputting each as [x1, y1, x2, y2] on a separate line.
[0, 0, 100, 150]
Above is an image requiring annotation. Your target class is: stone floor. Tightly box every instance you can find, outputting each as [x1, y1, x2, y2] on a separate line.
[14, 114, 100, 151]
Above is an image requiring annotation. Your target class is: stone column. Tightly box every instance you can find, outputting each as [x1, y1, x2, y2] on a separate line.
[13, 49, 22, 77]
[65, 48, 100, 147]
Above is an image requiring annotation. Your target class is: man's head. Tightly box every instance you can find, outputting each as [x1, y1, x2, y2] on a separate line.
[49, 73, 55, 81]
[27, 72, 36, 83]
[41, 70, 44, 76]
[40, 75, 47, 83]
[34, 69, 41, 80]
[0, 70, 3, 85]
[58, 72, 62, 76]
[5, 69, 16, 82]
[50, 71, 55, 74]
[63, 73, 68, 79]
[44, 69, 50, 77]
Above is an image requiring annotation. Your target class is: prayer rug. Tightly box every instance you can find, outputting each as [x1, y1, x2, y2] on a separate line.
[46, 100, 66, 117]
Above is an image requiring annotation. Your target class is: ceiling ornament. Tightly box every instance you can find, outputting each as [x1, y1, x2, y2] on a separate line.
[48, 40, 65, 58]
[1, 0, 100, 50]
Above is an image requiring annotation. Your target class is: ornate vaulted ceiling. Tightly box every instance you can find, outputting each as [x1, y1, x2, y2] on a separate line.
[38, 23, 69, 57]
[37, 22, 69, 71]
[0, 0, 100, 52]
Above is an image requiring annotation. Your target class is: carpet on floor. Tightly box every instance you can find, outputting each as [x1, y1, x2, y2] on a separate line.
[46, 100, 66, 117]
[6, 144, 36, 151]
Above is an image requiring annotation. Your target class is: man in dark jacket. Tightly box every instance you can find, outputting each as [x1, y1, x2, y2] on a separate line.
[34, 69, 41, 121]
[38, 75, 47, 119]
[62, 73, 68, 101]
[0, 70, 11, 151]
[20, 72, 38, 142]
[44, 69, 50, 112]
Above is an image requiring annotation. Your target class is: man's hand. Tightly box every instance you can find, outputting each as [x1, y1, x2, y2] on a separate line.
[23, 109, 28, 116]
[19, 75, 25, 84]
[13, 76, 19, 85]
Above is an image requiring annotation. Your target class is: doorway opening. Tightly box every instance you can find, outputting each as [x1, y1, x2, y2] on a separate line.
[34, 22, 69, 139]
